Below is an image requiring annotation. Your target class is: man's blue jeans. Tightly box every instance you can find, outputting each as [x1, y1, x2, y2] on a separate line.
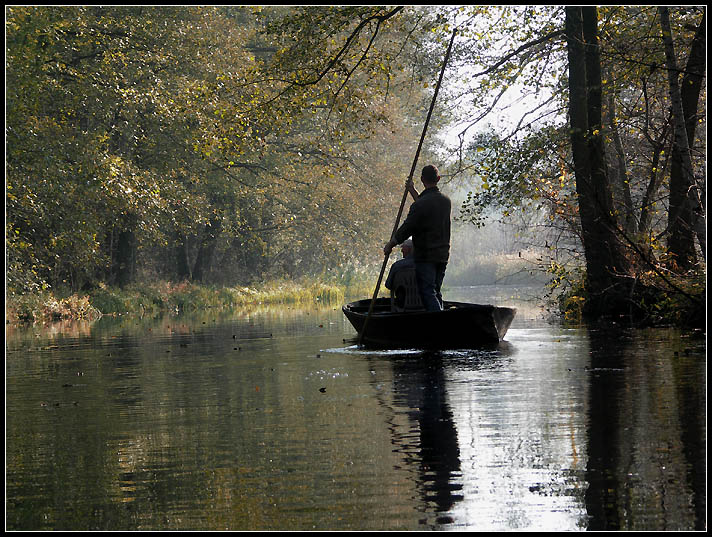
[415, 262, 447, 311]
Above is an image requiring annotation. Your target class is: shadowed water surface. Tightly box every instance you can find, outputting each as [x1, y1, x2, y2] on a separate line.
[5, 286, 705, 530]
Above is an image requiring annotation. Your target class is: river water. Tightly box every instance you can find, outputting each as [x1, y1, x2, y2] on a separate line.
[5, 286, 706, 531]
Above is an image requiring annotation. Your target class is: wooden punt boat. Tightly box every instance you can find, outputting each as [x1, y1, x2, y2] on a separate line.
[342, 297, 516, 349]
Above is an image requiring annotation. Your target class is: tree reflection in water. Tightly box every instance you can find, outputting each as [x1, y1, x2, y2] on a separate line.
[584, 327, 706, 531]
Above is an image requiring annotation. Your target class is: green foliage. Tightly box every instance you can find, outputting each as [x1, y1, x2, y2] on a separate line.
[544, 261, 587, 323]
[457, 127, 573, 227]
[6, 6, 439, 297]
[6, 7, 203, 290]
[89, 287, 132, 316]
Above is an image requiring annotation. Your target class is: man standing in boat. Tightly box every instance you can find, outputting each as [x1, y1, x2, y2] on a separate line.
[384, 164, 451, 311]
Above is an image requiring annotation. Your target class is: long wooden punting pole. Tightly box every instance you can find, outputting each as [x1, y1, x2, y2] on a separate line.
[358, 28, 457, 347]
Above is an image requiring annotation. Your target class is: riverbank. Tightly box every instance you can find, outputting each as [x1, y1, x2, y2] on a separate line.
[7, 272, 704, 330]
[5, 279, 374, 325]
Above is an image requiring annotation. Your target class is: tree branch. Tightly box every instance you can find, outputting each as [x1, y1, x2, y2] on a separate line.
[290, 6, 404, 88]
[471, 29, 565, 78]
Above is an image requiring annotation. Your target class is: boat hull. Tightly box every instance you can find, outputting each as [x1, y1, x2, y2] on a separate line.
[342, 298, 516, 349]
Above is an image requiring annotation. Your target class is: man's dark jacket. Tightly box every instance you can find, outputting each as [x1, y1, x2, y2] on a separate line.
[394, 186, 451, 263]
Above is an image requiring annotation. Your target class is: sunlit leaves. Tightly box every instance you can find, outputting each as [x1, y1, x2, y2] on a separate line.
[7, 7, 210, 290]
[7, 6, 458, 291]
[457, 126, 575, 233]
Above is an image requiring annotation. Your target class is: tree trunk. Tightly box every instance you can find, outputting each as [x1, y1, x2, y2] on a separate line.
[192, 215, 223, 282]
[174, 233, 192, 281]
[638, 143, 667, 236]
[683, 11, 706, 260]
[661, 7, 705, 269]
[112, 216, 137, 288]
[603, 79, 635, 235]
[637, 77, 671, 237]
[566, 7, 631, 313]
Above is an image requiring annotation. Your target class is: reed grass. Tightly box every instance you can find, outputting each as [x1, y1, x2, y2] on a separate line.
[6, 278, 376, 324]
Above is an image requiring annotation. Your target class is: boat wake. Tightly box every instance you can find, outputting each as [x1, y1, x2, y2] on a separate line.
[322, 345, 423, 356]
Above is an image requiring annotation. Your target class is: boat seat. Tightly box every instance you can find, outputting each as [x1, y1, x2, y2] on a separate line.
[390, 267, 424, 312]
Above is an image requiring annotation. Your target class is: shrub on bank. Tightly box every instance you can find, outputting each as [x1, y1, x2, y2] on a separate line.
[550, 267, 706, 328]
[7, 290, 102, 323]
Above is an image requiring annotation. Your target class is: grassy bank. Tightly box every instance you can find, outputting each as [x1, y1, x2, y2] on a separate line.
[6, 278, 375, 325]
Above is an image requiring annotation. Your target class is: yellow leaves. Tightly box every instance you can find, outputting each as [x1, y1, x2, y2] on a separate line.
[649, 235, 665, 251]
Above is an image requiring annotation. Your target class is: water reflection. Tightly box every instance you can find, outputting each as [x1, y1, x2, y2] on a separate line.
[388, 353, 463, 523]
[442, 330, 590, 531]
[584, 327, 706, 531]
[360, 343, 520, 528]
[5, 290, 706, 531]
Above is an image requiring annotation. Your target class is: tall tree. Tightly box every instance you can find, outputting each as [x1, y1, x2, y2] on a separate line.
[565, 6, 631, 310]
[660, 7, 706, 270]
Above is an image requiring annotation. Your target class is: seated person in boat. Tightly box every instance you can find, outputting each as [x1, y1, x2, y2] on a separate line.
[384, 239, 415, 291]
[385, 239, 422, 311]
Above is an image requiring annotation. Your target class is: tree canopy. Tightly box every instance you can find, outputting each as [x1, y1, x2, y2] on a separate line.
[7, 6, 443, 294]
